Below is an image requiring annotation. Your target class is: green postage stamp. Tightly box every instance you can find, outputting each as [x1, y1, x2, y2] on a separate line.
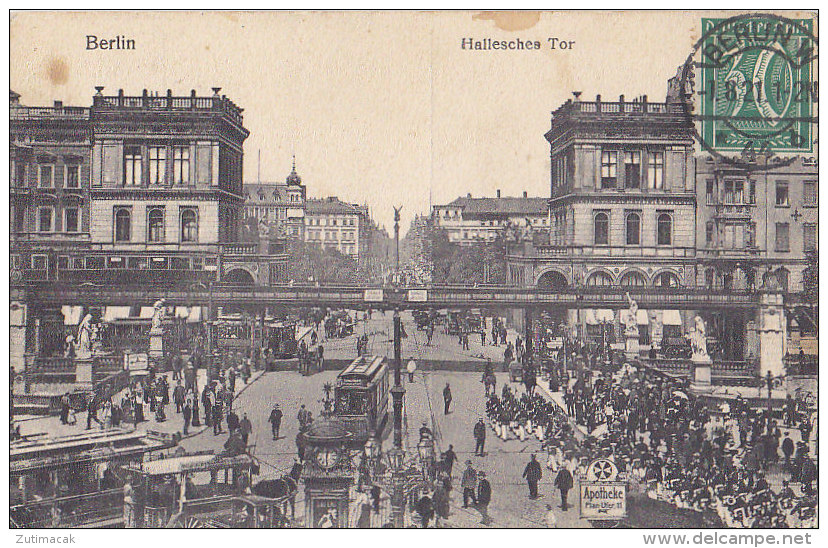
[697, 15, 817, 155]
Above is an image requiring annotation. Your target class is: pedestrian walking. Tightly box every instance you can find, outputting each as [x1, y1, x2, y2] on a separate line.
[476, 471, 493, 525]
[227, 409, 240, 434]
[415, 490, 435, 528]
[443, 382, 452, 415]
[173, 381, 185, 414]
[269, 404, 283, 439]
[212, 400, 224, 435]
[473, 418, 486, 456]
[461, 461, 478, 508]
[522, 454, 543, 499]
[240, 412, 252, 445]
[298, 404, 311, 431]
[554, 464, 574, 511]
[443, 444, 457, 476]
[182, 401, 192, 435]
[202, 385, 213, 427]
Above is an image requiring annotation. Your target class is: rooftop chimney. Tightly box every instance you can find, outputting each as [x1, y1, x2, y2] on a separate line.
[523, 191, 528, 198]
[496, 189, 501, 198]
[467, 192, 472, 198]
[572, 91, 582, 101]
[619, 94, 625, 103]
[53, 100, 62, 108]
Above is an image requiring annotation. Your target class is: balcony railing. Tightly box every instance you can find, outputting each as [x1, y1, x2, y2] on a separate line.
[220, 242, 258, 255]
[93, 91, 243, 126]
[532, 244, 696, 258]
[557, 99, 684, 117]
[10, 106, 90, 120]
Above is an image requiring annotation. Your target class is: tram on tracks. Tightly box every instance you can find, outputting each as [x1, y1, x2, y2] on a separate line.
[9, 429, 175, 528]
[333, 355, 390, 443]
[212, 315, 304, 359]
[123, 452, 295, 528]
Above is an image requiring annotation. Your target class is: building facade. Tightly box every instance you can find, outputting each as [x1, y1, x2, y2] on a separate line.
[10, 87, 290, 287]
[431, 191, 549, 244]
[243, 159, 307, 240]
[304, 197, 370, 262]
[695, 155, 818, 294]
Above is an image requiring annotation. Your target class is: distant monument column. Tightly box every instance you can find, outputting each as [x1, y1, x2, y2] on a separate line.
[148, 299, 168, 366]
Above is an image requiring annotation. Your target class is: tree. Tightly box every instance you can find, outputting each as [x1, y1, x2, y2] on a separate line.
[285, 240, 361, 284]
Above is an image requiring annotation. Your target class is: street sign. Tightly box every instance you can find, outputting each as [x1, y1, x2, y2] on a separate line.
[580, 481, 627, 519]
[125, 352, 149, 371]
[407, 289, 428, 302]
[363, 289, 384, 302]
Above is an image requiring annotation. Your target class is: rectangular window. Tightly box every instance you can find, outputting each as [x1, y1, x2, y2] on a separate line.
[775, 222, 790, 252]
[647, 151, 664, 189]
[14, 162, 26, 187]
[748, 180, 756, 204]
[600, 150, 617, 188]
[64, 208, 79, 233]
[706, 179, 715, 204]
[31, 255, 47, 270]
[705, 221, 715, 246]
[723, 180, 745, 205]
[39, 165, 54, 188]
[148, 146, 167, 185]
[803, 224, 817, 252]
[173, 146, 190, 184]
[65, 165, 80, 188]
[803, 181, 817, 206]
[57, 256, 69, 270]
[776, 181, 789, 207]
[38, 207, 53, 232]
[624, 151, 640, 188]
[124, 146, 142, 186]
[747, 222, 756, 248]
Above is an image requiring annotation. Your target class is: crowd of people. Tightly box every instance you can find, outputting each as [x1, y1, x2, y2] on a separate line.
[482, 356, 818, 528]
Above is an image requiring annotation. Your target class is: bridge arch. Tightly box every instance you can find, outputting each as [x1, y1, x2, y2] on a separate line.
[618, 268, 649, 287]
[536, 269, 569, 290]
[652, 270, 682, 288]
[223, 267, 256, 285]
[584, 269, 615, 287]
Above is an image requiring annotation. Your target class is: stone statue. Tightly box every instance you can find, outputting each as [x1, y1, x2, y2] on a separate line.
[624, 292, 639, 337]
[150, 299, 167, 332]
[690, 315, 708, 359]
[76, 313, 94, 359]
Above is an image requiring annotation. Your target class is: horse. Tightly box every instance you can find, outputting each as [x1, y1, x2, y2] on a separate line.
[251, 463, 301, 518]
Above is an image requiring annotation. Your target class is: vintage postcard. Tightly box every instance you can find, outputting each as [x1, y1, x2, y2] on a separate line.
[8, 9, 818, 536]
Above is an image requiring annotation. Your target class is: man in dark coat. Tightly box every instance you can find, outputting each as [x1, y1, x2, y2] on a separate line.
[443, 444, 457, 476]
[182, 401, 192, 435]
[226, 409, 240, 434]
[476, 471, 493, 525]
[473, 418, 487, 456]
[414, 491, 434, 528]
[269, 404, 283, 439]
[202, 385, 213, 427]
[239, 413, 252, 445]
[522, 454, 543, 499]
[443, 383, 453, 415]
[781, 432, 795, 467]
[554, 465, 574, 510]
[173, 381, 185, 414]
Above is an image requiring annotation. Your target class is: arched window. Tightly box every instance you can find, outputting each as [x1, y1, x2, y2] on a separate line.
[619, 271, 647, 286]
[147, 208, 165, 242]
[626, 212, 641, 245]
[181, 208, 198, 242]
[586, 271, 614, 287]
[115, 208, 131, 242]
[653, 271, 680, 288]
[594, 212, 609, 245]
[657, 213, 672, 246]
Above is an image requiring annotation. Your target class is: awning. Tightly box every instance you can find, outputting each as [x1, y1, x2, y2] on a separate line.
[596, 309, 615, 322]
[139, 307, 155, 319]
[187, 307, 202, 323]
[663, 310, 682, 326]
[103, 306, 132, 322]
[584, 309, 598, 325]
[61, 305, 83, 326]
[637, 310, 649, 325]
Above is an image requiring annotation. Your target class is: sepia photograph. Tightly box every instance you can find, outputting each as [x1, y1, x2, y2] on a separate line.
[7, 9, 819, 535]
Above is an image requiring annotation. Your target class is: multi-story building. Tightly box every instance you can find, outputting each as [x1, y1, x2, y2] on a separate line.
[10, 87, 290, 287]
[695, 155, 818, 294]
[509, 92, 697, 345]
[304, 197, 369, 261]
[10, 91, 92, 282]
[431, 191, 549, 244]
[243, 159, 307, 239]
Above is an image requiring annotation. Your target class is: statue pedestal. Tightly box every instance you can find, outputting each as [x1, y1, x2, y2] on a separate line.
[690, 355, 713, 392]
[624, 331, 640, 360]
[149, 328, 164, 363]
[75, 357, 94, 390]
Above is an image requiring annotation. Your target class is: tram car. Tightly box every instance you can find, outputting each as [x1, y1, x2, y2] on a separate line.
[124, 451, 295, 528]
[334, 356, 390, 443]
[262, 321, 299, 358]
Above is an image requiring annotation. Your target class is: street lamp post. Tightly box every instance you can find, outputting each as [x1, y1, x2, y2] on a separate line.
[389, 307, 406, 528]
[393, 206, 402, 284]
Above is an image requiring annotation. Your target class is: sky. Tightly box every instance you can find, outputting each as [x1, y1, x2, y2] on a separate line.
[8, 10, 814, 235]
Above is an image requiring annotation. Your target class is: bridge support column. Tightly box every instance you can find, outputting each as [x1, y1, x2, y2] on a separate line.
[757, 291, 786, 378]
